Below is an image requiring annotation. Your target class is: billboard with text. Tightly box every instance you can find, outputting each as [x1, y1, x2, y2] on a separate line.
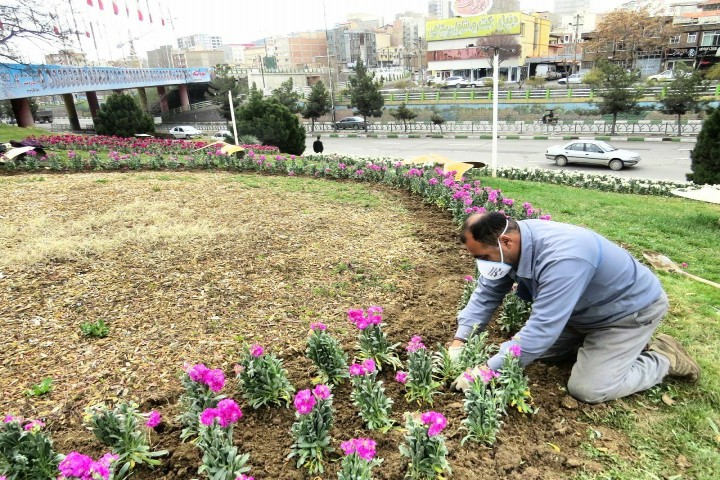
[426, 12, 522, 42]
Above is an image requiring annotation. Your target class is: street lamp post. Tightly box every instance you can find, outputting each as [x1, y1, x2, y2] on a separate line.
[570, 14, 583, 75]
[257, 55, 266, 90]
[481, 45, 515, 178]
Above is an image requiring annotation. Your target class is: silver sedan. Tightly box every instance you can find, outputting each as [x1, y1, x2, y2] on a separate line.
[545, 140, 641, 171]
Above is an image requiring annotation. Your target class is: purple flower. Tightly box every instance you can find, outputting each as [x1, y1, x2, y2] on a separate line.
[186, 363, 209, 382]
[464, 275, 474, 282]
[250, 344, 264, 357]
[3, 415, 17, 423]
[509, 344, 522, 357]
[204, 369, 226, 392]
[420, 411, 448, 436]
[235, 475, 255, 480]
[406, 335, 426, 353]
[361, 358, 376, 373]
[502, 198, 514, 206]
[540, 214, 552, 221]
[429, 177, 439, 185]
[681, 262, 688, 268]
[310, 322, 327, 331]
[395, 371, 408, 384]
[313, 384, 331, 400]
[23, 419, 44, 431]
[478, 367, 500, 384]
[294, 389, 316, 415]
[58, 452, 93, 478]
[349, 363, 366, 376]
[216, 399, 243, 427]
[145, 410, 161, 429]
[341, 437, 377, 461]
[200, 408, 218, 426]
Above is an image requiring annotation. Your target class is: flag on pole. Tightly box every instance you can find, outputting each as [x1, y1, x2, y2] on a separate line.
[86, 30, 91, 37]
[126, 2, 130, 17]
[87, 0, 93, 6]
[112, 1, 119, 15]
[98, 0, 104, 10]
[137, 0, 143, 21]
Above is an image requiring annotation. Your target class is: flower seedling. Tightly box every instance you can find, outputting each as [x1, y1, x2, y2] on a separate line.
[26, 377, 53, 397]
[349, 359, 394, 431]
[236, 344, 295, 409]
[57, 452, 118, 480]
[348, 306, 402, 370]
[197, 399, 252, 480]
[0, 416, 61, 478]
[80, 319, 110, 338]
[288, 385, 335, 475]
[404, 336, 441, 405]
[338, 437, 382, 480]
[178, 363, 226, 441]
[460, 368, 503, 445]
[399, 411, 451, 479]
[305, 322, 349, 386]
[497, 345, 537, 415]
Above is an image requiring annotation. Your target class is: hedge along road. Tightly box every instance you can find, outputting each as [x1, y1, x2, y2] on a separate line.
[318, 136, 695, 183]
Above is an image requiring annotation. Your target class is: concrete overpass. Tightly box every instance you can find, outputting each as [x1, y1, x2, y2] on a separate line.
[0, 63, 212, 129]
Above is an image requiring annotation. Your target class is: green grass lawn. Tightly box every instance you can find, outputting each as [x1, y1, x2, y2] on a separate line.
[0, 124, 50, 143]
[477, 175, 720, 480]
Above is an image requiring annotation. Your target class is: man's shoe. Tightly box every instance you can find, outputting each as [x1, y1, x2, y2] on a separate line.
[649, 334, 701, 383]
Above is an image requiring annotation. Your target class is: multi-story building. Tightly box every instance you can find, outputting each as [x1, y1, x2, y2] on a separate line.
[266, 32, 328, 69]
[221, 44, 253, 66]
[45, 51, 87, 66]
[668, 0, 720, 70]
[427, 0, 447, 19]
[328, 25, 377, 67]
[146, 45, 174, 68]
[177, 34, 223, 51]
[425, 11, 552, 82]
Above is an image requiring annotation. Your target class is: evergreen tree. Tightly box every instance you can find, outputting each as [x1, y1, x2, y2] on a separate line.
[346, 60, 384, 131]
[235, 86, 305, 155]
[688, 107, 720, 184]
[302, 81, 331, 133]
[390, 102, 418, 132]
[594, 61, 644, 134]
[658, 64, 708, 136]
[430, 108, 446, 133]
[271, 78, 301, 114]
[205, 64, 244, 121]
[95, 93, 154, 138]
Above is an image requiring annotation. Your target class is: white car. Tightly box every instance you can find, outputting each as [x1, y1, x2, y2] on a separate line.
[545, 140, 641, 171]
[168, 126, 202, 139]
[647, 70, 676, 83]
[557, 73, 585, 85]
[211, 130, 232, 141]
[441, 76, 469, 88]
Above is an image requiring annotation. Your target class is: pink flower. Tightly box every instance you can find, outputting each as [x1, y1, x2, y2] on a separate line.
[200, 408, 218, 426]
[145, 410, 161, 429]
[186, 363, 209, 382]
[509, 344, 522, 357]
[204, 369, 226, 392]
[23, 419, 45, 431]
[420, 411, 448, 437]
[58, 452, 93, 478]
[361, 358, 376, 373]
[294, 389, 316, 415]
[313, 384, 331, 400]
[428, 177, 439, 185]
[3, 415, 17, 423]
[235, 475, 255, 480]
[216, 399, 243, 427]
[464, 275, 474, 282]
[681, 262, 688, 268]
[478, 367, 500, 384]
[341, 437, 377, 461]
[250, 344, 264, 357]
[310, 322, 327, 331]
[406, 335, 426, 353]
[395, 371, 408, 384]
[349, 363, 366, 376]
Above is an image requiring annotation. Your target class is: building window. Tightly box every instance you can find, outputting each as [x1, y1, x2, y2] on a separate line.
[670, 35, 680, 44]
[701, 30, 720, 47]
[687, 32, 697, 43]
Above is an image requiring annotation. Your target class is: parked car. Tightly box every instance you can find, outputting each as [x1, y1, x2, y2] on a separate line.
[212, 130, 232, 141]
[545, 140, 641, 171]
[168, 126, 202, 139]
[334, 116, 367, 129]
[441, 76, 469, 88]
[557, 73, 585, 85]
[647, 69, 676, 83]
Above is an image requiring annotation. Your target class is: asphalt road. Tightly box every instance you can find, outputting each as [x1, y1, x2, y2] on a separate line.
[315, 136, 694, 183]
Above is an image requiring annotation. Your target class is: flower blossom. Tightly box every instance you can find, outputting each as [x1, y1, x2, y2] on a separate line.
[294, 389, 316, 415]
[310, 322, 327, 331]
[361, 358, 376, 373]
[250, 344, 264, 357]
[145, 410, 162, 429]
[406, 335, 426, 353]
[312, 384, 331, 400]
[395, 371, 408, 384]
[478, 367, 500, 384]
[200, 399, 243, 427]
[235, 475, 255, 480]
[509, 344, 522, 357]
[420, 411, 448, 437]
[58, 451, 117, 480]
[340, 437, 377, 461]
[464, 275, 474, 282]
[23, 419, 45, 431]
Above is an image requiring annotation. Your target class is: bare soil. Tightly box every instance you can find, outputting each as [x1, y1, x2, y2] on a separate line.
[0, 172, 632, 479]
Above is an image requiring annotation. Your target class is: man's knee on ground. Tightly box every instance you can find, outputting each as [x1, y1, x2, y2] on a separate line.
[567, 376, 615, 404]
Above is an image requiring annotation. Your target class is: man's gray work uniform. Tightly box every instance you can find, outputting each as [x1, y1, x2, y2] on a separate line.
[457, 219, 670, 403]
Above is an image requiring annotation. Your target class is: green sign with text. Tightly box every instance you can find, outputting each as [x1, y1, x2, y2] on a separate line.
[426, 12, 522, 41]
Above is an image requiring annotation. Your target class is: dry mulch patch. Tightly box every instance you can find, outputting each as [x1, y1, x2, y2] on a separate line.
[0, 172, 631, 479]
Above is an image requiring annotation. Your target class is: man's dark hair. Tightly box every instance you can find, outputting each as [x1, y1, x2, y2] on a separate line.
[459, 212, 518, 245]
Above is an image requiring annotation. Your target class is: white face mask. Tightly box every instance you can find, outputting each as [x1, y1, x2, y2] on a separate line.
[475, 219, 512, 280]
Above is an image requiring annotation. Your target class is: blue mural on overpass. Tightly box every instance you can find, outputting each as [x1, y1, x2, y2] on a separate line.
[0, 64, 212, 101]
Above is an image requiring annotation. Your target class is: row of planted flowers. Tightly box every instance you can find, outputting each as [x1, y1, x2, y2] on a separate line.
[1, 306, 533, 480]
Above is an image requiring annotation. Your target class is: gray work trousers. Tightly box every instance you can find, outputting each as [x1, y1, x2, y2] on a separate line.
[540, 292, 670, 404]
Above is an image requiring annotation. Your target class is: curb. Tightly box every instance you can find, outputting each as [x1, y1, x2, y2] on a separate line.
[308, 133, 696, 142]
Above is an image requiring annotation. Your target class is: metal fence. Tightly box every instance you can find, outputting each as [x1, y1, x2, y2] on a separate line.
[306, 120, 703, 136]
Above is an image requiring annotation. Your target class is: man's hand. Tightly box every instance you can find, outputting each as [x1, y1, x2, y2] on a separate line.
[448, 345, 464, 362]
[450, 365, 488, 392]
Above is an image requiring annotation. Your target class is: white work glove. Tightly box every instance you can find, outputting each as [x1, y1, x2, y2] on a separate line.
[448, 345, 464, 362]
[450, 366, 483, 392]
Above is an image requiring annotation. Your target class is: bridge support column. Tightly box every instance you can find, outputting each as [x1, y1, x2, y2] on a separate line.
[136, 87, 148, 112]
[86, 91, 100, 118]
[10, 98, 35, 128]
[157, 86, 169, 113]
[62, 93, 81, 131]
[179, 84, 190, 111]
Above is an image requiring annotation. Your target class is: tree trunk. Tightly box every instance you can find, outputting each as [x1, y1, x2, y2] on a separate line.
[612, 112, 617, 135]
[677, 113, 682, 137]
[311, 118, 315, 133]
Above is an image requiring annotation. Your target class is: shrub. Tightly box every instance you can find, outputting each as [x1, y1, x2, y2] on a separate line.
[196, 399, 251, 479]
[235, 88, 306, 155]
[288, 386, 334, 475]
[305, 323, 349, 386]
[236, 344, 295, 409]
[95, 93, 154, 138]
[0, 417, 61, 479]
[688, 107, 720, 184]
[177, 363, 226, 441]
[399, 412, 451, 479]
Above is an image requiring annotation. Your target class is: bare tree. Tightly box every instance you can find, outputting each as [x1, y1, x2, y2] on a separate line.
[473, 34, 520, 72]
[1, 1, 71, 64]
[585, 8, 679, 71]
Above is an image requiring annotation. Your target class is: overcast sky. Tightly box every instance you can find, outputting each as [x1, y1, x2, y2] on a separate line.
[18, 0, 626, 63]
